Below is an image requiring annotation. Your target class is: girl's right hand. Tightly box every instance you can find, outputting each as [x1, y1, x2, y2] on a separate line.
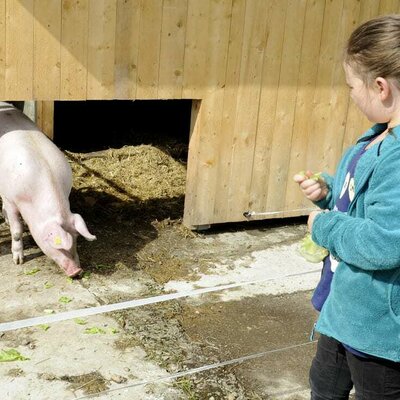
[293, 170, 328, 202]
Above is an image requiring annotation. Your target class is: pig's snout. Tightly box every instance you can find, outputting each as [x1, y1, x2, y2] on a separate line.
[64, 263, 83, 278]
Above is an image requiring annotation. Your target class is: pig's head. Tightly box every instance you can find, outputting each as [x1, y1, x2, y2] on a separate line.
[42, 214, 96, 277]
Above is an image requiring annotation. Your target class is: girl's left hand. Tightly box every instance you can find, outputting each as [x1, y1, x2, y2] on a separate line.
[308, 210, 324, 232]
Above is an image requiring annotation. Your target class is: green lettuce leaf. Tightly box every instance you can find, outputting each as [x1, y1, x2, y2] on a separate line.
[298, 233, 328, 263]
[0, 349, 29, 362]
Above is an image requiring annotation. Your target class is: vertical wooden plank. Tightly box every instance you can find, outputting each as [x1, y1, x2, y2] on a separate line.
[114, 0, 140, 99]
[185, 93, 228, 226]
[264, 0, 307, 213]
[5, 0, 34, 100]
[183, 99, 202, 226]
[36, 101, 54, 139]
[305, 0, 360, 182]
[246, 0, 287, 217]
[136, 0, 163, 99]
[212, 0, 246, 222]
[221, 0, 270, 221]
[0, 0, 5, 99]
[305, 0, 344, 178]
[283, 0, 326, 212]
[321, 0, 360, 172]
[183, 0, 232, 226]
[33, 0, 62, 99]
[204, 0, 231, 91]
[342, 0, 380, 152]
[182, 0, 209, 99]
[87, 0, 117, 99]
[378, 0, 400, 13]
[60, 0, 89, 100]
[158, 0, 187, 99]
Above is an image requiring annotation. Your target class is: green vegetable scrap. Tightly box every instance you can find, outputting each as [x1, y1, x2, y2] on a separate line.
[310, 172, 322, 181]
[74, 318, 87, 325]
[39, 324, 50, 331]
[298, 170, 323, 181]
[0, 349, 29, 362]
[82, 271, 91, 280]
[24, 267, 40, 276]
[84, 327, 106, 335]
[44, 282, 54, 289]
[93, 263, 113, 271]
[298, 233, 329, 263]
[59, 296, 72, 304]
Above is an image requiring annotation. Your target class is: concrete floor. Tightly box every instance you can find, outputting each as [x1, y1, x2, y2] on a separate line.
[0, 217, 325, 399]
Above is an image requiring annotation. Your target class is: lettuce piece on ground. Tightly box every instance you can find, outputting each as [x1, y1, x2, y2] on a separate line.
[59, 296, 72, 304]
[24, 267, 40, 275]
[39, 324, 50, 331]
[74, 318, 87, 325]
[0, 349, 29, 362]
[84, 327, 106, 334]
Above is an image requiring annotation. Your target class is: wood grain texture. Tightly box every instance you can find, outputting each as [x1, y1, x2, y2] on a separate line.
[3, 0, 399, 226]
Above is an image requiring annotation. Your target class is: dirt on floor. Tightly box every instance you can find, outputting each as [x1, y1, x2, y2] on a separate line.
[0, 138, 319, 399]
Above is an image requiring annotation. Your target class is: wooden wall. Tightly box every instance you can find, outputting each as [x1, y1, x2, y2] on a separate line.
[2, 0, 400, 227]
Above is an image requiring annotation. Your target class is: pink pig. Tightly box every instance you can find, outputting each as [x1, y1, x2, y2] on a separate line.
[0, 102, 95, 277]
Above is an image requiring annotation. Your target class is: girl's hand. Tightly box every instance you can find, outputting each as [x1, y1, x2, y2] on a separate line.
[293, 170, 328, 202]
[308, 210, 324, 232]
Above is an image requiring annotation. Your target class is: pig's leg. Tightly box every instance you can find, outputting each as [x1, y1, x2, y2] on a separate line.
[2, 199, 24, 264]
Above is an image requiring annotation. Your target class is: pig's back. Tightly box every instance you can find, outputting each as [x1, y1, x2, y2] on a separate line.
[0, 130, 72, 202]
[0, 104, 39, 138]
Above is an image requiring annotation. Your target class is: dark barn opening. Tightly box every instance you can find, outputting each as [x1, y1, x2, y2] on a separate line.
[53, 100, 192, 161]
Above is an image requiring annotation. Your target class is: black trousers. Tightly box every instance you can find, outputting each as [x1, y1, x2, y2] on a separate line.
[310, 334, 400, 400]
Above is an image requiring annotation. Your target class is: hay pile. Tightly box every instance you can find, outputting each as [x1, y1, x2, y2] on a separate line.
[66, 144, 186, 203]
[64, 144, 187, 227]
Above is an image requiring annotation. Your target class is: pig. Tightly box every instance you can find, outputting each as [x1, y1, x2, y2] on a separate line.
[0, 102, 96, 277]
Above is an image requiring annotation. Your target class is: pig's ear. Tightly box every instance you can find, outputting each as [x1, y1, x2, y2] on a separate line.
[44, 223, 73, 251]
[73, 214, 96, 241]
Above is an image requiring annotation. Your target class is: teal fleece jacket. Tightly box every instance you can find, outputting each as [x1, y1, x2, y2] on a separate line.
[312, 123, 400, 362]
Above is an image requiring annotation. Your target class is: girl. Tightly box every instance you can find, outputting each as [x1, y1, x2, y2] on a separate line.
[294, 15, 400, 400]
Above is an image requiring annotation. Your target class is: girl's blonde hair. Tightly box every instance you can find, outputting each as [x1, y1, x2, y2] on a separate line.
[346, 14, 400, 85]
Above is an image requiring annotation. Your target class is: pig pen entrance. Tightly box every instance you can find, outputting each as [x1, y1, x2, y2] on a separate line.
[52, 100, 193, 273]
[54, 100, 191, 156]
